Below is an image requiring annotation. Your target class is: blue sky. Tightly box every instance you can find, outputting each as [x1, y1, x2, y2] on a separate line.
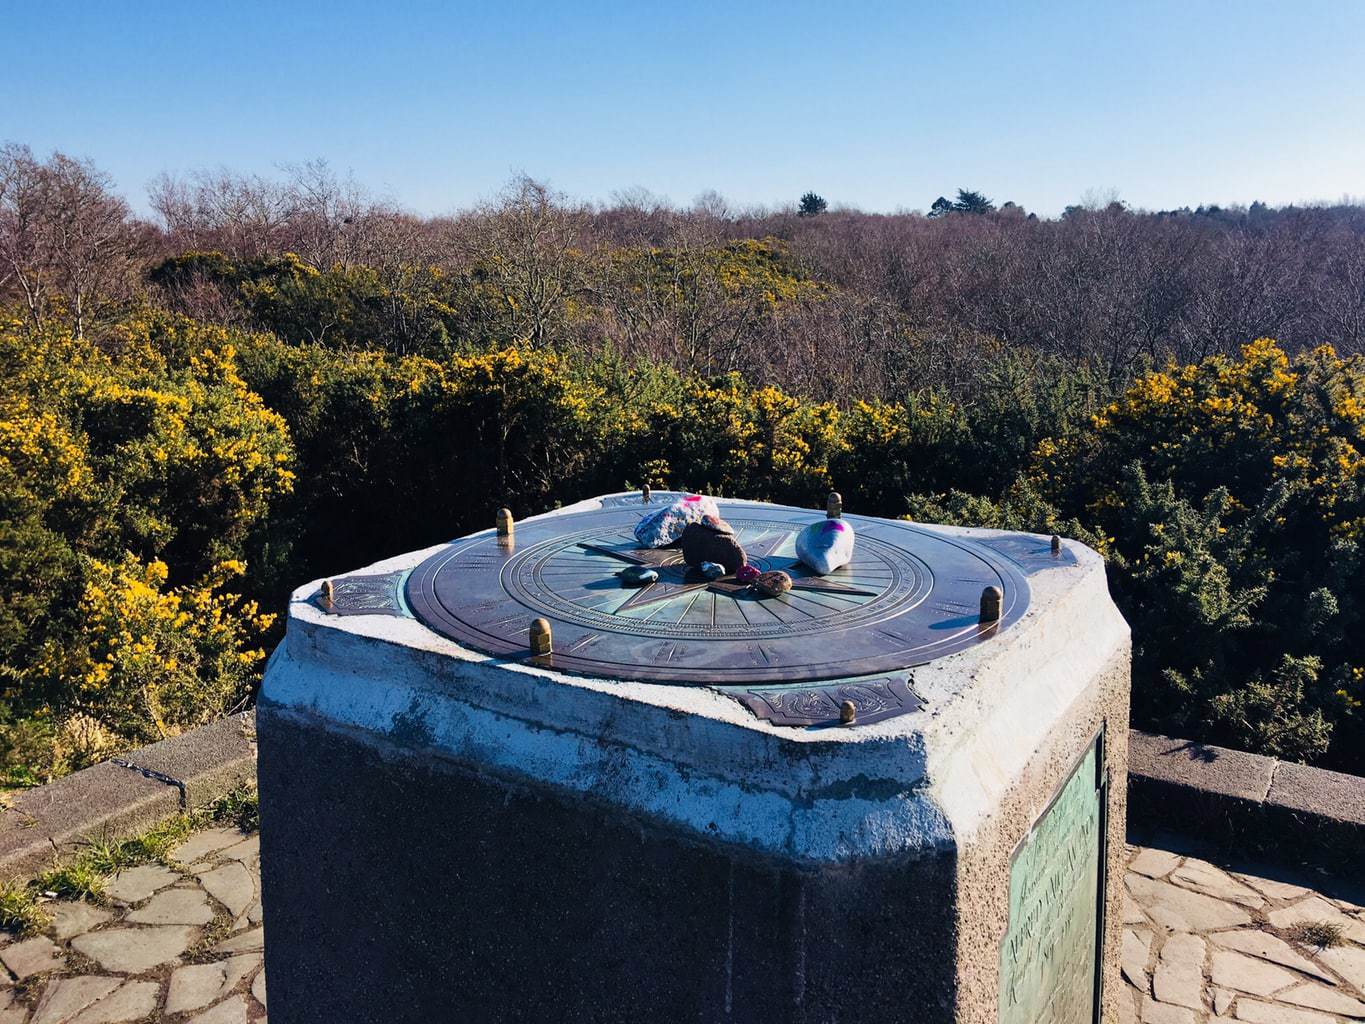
[4, 0, 1363, 217]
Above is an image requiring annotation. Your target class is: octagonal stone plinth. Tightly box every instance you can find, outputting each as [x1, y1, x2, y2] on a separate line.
[258, 493, 1130, 1024]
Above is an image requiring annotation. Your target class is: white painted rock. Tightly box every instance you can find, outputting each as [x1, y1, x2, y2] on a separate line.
[633, 494, 720, 548]
[796, 518, 855, 574]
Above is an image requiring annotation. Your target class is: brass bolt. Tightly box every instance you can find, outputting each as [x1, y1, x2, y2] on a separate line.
[321, 579, 334, 608]
[1051, 534, 1062, 555]
[840, 699, 857, 725]
[529, 617, 552, 656]
[496, 508, 514, 538]
[643, 483, 651, 504]
[980, 586, 1003, 624]
[827, 491, 843, 518]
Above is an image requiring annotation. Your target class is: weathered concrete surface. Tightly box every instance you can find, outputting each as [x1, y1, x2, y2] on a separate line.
[261, 717, 959, 1021]
[0, 714, 258, 884]
[1130, 734, 1277, 805]
[1268, 762, 1365, 828]
[259, 493, 1132, 1023]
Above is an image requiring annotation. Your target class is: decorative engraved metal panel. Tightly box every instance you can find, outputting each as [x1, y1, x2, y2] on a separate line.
[733, 676, 924, 726]
[999, 733, 1106, 1024]
[405, 502, 1031, 686]
[598, 491, 686, 507]
[978, 534, 1079, 575]
[316, 571, 406, 617]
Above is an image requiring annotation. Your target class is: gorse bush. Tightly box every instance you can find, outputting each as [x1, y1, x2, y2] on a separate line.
[3, 310, 1364, 780]
[1043, 339, 1365, 762]
[0, 315, 290, 782]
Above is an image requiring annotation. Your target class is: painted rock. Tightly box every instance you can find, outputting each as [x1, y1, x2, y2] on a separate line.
[735, 563, 760, 584]
[699, 561, 725, 580]
[618, 565, 659, 587]
[633, 493, 720, 548]
[795, 518, 856, 575]
[754, 570, 792, 597]
[680, 519, 746, 575]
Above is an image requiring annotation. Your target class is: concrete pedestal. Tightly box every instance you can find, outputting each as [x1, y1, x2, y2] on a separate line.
[258, 494, 1130, 1023]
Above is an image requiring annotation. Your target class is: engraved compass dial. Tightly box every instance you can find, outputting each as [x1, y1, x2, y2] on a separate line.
[405, 502, 1030, 685]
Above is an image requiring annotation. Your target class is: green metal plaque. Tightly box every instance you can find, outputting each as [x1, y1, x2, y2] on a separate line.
[999, 734, 1106, 1024]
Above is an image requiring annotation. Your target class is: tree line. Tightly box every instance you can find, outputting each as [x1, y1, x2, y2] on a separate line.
[5, 144, 1365, 403]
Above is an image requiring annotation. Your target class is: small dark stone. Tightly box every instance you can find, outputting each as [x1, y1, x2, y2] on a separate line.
[619, 565, 659, 587]
[680, 521, 746, 575]
[754, 570, 793, 597]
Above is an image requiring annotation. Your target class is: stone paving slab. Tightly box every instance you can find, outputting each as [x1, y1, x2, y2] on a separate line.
[3, 823, 1362, 1022]
[0, 824, 265, 1022]
[1122, 843, 1365, 1023]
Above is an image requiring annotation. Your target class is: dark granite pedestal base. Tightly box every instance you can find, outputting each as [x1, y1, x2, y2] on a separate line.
[258, 707, 958, 1024]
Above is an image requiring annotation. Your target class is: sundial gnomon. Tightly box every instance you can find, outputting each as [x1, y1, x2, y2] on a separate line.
[404, 503, 1030, 687]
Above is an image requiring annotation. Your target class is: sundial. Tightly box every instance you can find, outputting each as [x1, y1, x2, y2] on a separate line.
[270, 493, 1125, 1022]
[391, 496, 1050, 726]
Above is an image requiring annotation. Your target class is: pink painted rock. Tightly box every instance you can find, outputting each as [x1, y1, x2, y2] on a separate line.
[633, 494, 720, 547]
[736, 563, 760, 584]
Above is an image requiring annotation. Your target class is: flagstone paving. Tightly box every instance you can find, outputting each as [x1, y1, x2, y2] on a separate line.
[1120, 838, 1365, 1024]
[0, 825, 265, 1022]
[2, 830, 1363, 1022]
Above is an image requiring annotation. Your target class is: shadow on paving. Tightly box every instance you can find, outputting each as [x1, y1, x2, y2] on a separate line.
[4, 826, 1365, 1024]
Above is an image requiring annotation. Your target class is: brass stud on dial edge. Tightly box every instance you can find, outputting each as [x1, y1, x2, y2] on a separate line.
[529, 617, 552, 655]
[496, 507, 514, 538]
[980, 586, 1003, 623]
[827, 491, 843, 518]
[839, 699, 857, 725]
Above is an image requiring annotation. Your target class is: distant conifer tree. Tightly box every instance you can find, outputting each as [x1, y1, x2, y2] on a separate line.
[798, 192, 828, 217]
[952, 189, 995, 214]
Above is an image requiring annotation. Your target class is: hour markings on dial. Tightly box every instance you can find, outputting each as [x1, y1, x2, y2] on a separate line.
[746, 642, 774, 666]
[405, 504, 1031, 686]
[563, 632, 602, 654]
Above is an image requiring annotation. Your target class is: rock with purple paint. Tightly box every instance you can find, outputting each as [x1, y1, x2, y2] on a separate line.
[633, 493, 721, 548]
[795, 518, 856, 574]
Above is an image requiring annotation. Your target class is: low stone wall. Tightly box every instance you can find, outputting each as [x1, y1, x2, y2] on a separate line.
[0, 712, 257, 882]
[2, 717, 1360, 885]
[1127, 729, 1365, 874]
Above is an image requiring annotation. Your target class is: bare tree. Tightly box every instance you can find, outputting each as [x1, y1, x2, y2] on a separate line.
[0, 143, 49, 333]
[43, 153, 136, 338]
[149, 167, 292, 260]
[0, 144, 136, 338]
[460, 176, 594, 346]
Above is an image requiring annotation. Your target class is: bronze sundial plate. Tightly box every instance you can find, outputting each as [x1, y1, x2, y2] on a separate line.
[405, 503, 1030, 686]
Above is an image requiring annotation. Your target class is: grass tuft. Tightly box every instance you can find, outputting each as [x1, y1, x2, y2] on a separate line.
[0, 881, 50, 935]
[1284, 920, 1345, 949]
[1, 780, 260, 935]
[36, 860, 106, 902]
[205, 784, 259, 833]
